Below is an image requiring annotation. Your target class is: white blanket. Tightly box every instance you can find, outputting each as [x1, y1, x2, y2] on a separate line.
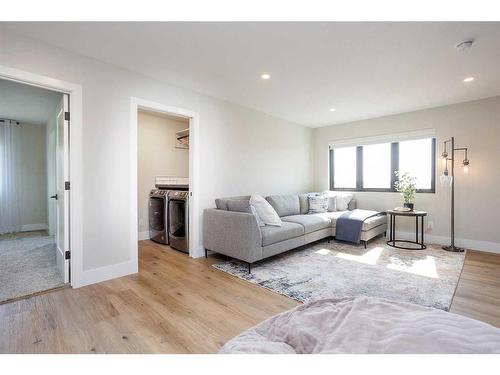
[219, 296, 500, 354]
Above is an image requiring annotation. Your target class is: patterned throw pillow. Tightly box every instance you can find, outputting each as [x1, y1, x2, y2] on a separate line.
[308, 194, 329, 214]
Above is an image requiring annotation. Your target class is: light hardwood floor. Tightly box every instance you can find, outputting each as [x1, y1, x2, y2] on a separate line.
[1, 240, 499, 353]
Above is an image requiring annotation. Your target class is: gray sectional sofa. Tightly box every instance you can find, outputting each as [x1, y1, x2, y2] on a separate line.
[203, 193, 387, 272]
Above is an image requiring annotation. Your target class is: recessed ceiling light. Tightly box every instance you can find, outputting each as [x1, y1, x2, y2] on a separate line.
[261, 73, 271, 80]
[329, 108, 337, 112]
[463, 77, 475, 83]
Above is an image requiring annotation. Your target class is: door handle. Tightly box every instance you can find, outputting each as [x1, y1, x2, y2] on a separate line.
[50, 194, 58, 200]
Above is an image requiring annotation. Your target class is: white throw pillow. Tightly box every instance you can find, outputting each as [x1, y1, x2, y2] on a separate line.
[336, 193, 353, 211]
[323, 191, 337, 212]
[308, 193, 329, 214]
[250, 205, 266, 227]
[250, 195, 282, 227]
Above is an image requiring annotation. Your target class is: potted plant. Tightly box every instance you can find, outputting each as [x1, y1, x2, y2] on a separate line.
[394, 171, 416, 210]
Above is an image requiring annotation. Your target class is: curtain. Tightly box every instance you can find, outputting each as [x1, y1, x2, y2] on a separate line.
[0, 120, 21, 234]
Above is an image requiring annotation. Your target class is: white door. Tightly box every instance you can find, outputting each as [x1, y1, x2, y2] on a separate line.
[55, 94, 70, 283]
[47, 125, 57, 236]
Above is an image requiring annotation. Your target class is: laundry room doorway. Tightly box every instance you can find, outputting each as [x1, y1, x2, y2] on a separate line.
[130, 98, 201, 262]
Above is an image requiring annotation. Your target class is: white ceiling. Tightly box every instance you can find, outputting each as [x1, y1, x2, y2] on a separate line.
[3, 22, 500, 127]
[0, 78, 62, 125]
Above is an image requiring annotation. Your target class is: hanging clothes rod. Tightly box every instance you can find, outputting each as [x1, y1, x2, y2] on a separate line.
[0, 118, 20, 125]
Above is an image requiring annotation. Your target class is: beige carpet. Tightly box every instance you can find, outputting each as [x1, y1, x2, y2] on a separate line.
[0, 231, 65, 303]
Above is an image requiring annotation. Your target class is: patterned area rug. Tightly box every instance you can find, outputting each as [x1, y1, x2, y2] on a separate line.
[0, 231, 64, 303]
[213, 238, 466, 311]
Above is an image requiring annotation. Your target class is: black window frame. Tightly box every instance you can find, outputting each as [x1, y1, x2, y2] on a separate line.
[329, 138, 436, 194]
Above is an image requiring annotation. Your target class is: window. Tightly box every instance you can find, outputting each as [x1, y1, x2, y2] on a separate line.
[362, 143, 391, 189]
[399, 138, 433, 190]
[331, 146, 356, 188]
[329, 137, 435, 193]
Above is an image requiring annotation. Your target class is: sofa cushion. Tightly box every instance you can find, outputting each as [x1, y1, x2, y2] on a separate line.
[215, 196, 251, 210]
[312, 211, 344, 227]
[226, 199, 265, 227]
[261, 222, 304, 246]
[320, 211, 386, 231]
[298, 194, 310, 214]
[226, 199, 251, 212]
[361, 215, 387, 231]
[282, 214, 331, 234]
[266, 195, 300, 217]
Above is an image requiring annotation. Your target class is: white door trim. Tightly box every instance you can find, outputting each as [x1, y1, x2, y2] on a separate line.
[0, 64, 84, 287]
[130, 97, 202, 260]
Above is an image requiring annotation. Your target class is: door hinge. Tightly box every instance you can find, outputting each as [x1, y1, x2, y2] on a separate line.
[65, 251, 71, 260]
[64, 111, 70, 121]
[65, 181, 70, 190]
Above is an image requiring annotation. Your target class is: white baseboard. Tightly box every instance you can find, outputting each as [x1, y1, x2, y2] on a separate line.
[191, 244, 206, 259]
[393, 231, 500, 255]
[21, 223, 48, 232]
[138, 230, 150, 241]
[79, 259, 138, 287]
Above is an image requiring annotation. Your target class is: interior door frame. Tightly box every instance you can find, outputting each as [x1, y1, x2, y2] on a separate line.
[130, 97, 202, 259]
[0, 64, 84, 287]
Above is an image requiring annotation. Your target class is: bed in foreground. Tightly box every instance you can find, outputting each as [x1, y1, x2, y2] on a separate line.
[219, 296, 500, 354]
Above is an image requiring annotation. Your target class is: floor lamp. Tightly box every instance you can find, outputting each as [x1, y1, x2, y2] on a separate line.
[440, 137, 469, 252]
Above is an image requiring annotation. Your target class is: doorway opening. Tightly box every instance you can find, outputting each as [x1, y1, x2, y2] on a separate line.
[131, 98, 201, 264]
[0, 78, 71, 303]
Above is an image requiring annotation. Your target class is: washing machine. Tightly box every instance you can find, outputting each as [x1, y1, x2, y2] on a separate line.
[167, 190, 189, 253]
[148, 189, 169, 244]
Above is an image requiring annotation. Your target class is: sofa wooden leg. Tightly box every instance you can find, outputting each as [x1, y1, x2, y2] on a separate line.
[364, 240, 367, 249]
[205, 248, 208, 258]
[328, 237, 331, 244]
[248, 262, 252, 273]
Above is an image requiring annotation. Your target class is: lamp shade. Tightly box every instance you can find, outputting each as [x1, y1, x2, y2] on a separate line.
[440, 173, 453, 187]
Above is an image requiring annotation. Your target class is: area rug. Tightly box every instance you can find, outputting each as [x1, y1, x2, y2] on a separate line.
[213, 238, 466, 311]
[0, 231, 64, 303]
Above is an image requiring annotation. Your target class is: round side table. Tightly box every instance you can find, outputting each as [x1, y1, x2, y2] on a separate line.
[386, 210, 427, 250]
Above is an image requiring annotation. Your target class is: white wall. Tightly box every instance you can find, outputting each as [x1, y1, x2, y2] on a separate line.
[0, 31, 313, 278]
[19, 123, 47, 230]
[137, 110, 189, 235]
[313, 96, 500, 252]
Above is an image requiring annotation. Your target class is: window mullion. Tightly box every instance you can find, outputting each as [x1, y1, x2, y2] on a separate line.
[390, 142, 399, 191]
[329, 148, 334, 190]
[431, 138, 436, 192]
[356, 146, 363, 190]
